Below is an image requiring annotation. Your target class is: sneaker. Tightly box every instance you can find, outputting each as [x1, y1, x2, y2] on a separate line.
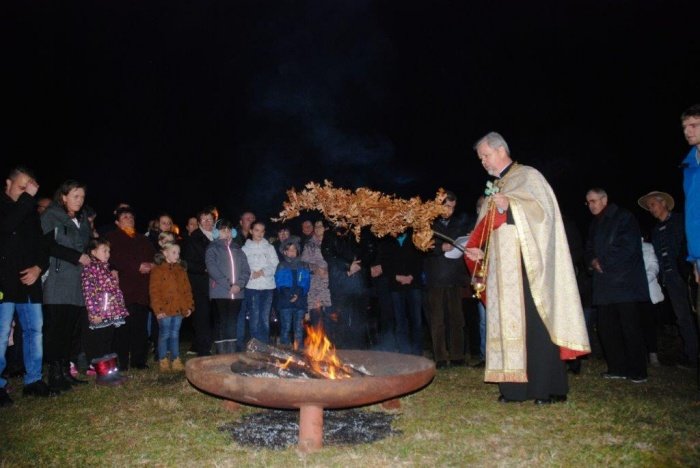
[601, 372, 626, 380]
[630, 377, 648, 384]
[648, 353, 660, 367]
[86, 365, 96, 377]
[69, 361, 79, 378]
[22, 380, 59, 397]
[0, 387, 13, 407]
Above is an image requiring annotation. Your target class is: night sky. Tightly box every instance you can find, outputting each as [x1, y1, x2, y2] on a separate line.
[5, 0, 699, 237]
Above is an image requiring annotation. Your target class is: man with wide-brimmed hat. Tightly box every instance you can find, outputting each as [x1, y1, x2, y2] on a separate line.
[639, 190, 699, 368]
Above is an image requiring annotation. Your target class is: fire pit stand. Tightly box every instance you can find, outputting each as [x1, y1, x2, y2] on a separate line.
[186, 350, 436, 452]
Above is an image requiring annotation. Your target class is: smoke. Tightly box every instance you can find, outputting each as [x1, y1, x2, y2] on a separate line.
[242, 0, 413, 210]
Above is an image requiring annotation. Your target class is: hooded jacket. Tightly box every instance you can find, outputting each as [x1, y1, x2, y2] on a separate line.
[275, 238, 311, 310]
[242, 238, 278, 290]
[149, 257, 194, 316]
[205, 238, 251, 299]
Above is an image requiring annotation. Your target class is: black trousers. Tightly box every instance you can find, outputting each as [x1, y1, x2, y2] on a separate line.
[189, 274, 213, 355]
[372, 276, 395, 351]
[114, 303, 150, 369]
[426, 286, 464, 362]
[329, 293, 369, 350]
[83, 323, 119, 363]
[211, 298, 242, 342]
[597, 301, 647, 379]
[500, 273, 568, 401]
[43, 304, 82, 363]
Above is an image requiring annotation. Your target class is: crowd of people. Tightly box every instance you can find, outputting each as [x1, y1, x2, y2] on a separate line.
[1, 104, 698, 408]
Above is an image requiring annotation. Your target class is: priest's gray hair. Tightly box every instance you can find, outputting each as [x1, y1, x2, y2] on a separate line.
[473, 131, 510, 155]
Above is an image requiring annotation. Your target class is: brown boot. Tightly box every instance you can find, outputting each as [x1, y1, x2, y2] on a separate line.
[171, 357, 185, 372]
[159, 358, 171, 373]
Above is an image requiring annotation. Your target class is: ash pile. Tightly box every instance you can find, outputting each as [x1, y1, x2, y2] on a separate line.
[219, 409, 400, 449]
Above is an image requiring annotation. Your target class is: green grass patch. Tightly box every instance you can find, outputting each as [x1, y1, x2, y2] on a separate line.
[1, 354, 699, 466]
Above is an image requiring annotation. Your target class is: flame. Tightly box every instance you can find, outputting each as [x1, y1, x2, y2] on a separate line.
[303, 322, 348, 379]
[279, 356, 294, 370]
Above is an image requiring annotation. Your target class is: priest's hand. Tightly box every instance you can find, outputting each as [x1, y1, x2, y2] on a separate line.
[465, 247, 484, 261]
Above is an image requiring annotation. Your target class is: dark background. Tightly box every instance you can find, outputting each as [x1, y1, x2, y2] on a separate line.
[4, 0, 699, 237]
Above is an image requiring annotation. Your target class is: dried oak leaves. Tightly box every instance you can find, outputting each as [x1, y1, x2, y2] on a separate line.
[275, 180, 447, 251]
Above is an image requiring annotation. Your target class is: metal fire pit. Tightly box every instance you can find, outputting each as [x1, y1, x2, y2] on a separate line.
[186, 350, 435, 452]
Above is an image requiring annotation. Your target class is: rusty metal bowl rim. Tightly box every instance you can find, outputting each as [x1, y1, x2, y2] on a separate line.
[185, 350, 436, 410]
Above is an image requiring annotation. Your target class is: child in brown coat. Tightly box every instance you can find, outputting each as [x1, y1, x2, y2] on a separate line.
[149, 242, 193, 372]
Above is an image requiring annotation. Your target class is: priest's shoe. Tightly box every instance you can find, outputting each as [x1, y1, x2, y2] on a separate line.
[498, 394, 521, 403]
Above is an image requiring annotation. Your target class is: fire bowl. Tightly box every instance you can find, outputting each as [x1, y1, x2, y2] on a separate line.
[186, 350, 435, 452]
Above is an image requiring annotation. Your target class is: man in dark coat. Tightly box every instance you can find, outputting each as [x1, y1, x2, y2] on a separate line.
[585, 188, 649, 383]
[322, 226, 376, 349]
[0, 166, 55, 405]
[181, 208, 215, 356]
[423, 190, 470, 368]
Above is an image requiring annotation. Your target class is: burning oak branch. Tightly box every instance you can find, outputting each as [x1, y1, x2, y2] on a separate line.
[274, 180, 448, 251]
[230, 324, 372, 379]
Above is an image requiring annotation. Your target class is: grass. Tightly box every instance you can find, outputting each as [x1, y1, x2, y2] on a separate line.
[1, 342, 699, 467]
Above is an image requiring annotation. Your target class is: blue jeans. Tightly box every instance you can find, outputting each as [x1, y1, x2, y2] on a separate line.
[391, 289, 423, 356]
[245, 289, 273, 344]
[157, 315, 183, 360]
[0, 301, 43, 387]
[278, 307, 305, 347]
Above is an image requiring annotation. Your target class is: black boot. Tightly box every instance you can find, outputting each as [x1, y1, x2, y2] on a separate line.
[48, 361, 72, 392]
[62, 359, 88, 385]
[213, 341, 226, 355]
[223, 339, 237, 354]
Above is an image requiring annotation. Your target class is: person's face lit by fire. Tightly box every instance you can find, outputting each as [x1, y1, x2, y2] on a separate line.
[158, 215, 173, 232]
[301, 220, 313, 236]
[199, 213, 214, 232]
[186, 217, 198, 235]
[442, 199, 455, 219]
[476, 141, 511, 177]
[251, 222, 265, 242]
[683, 115, 700, 148]
[240, 212, 256, 232]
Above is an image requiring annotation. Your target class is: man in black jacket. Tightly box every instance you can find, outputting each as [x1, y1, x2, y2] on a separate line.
[322, 226, 376, 349]
[585, 188, 649, 383]
[424, 190, 470, 368]
[0, 166, 55, 406]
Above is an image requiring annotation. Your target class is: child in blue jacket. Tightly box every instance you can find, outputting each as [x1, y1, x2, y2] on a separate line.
[274, 238, 311, 348]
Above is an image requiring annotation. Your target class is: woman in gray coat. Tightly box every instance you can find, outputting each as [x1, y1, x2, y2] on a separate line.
[40, 180, 92, 391]
[205, 218, 251, 354]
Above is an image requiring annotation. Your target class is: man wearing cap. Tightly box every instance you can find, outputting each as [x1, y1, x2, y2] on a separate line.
[681, 104, 700, 322]
[639, 191, 698, 367]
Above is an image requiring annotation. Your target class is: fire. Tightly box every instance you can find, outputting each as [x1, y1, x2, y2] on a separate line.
[302, 322, 348, 379]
